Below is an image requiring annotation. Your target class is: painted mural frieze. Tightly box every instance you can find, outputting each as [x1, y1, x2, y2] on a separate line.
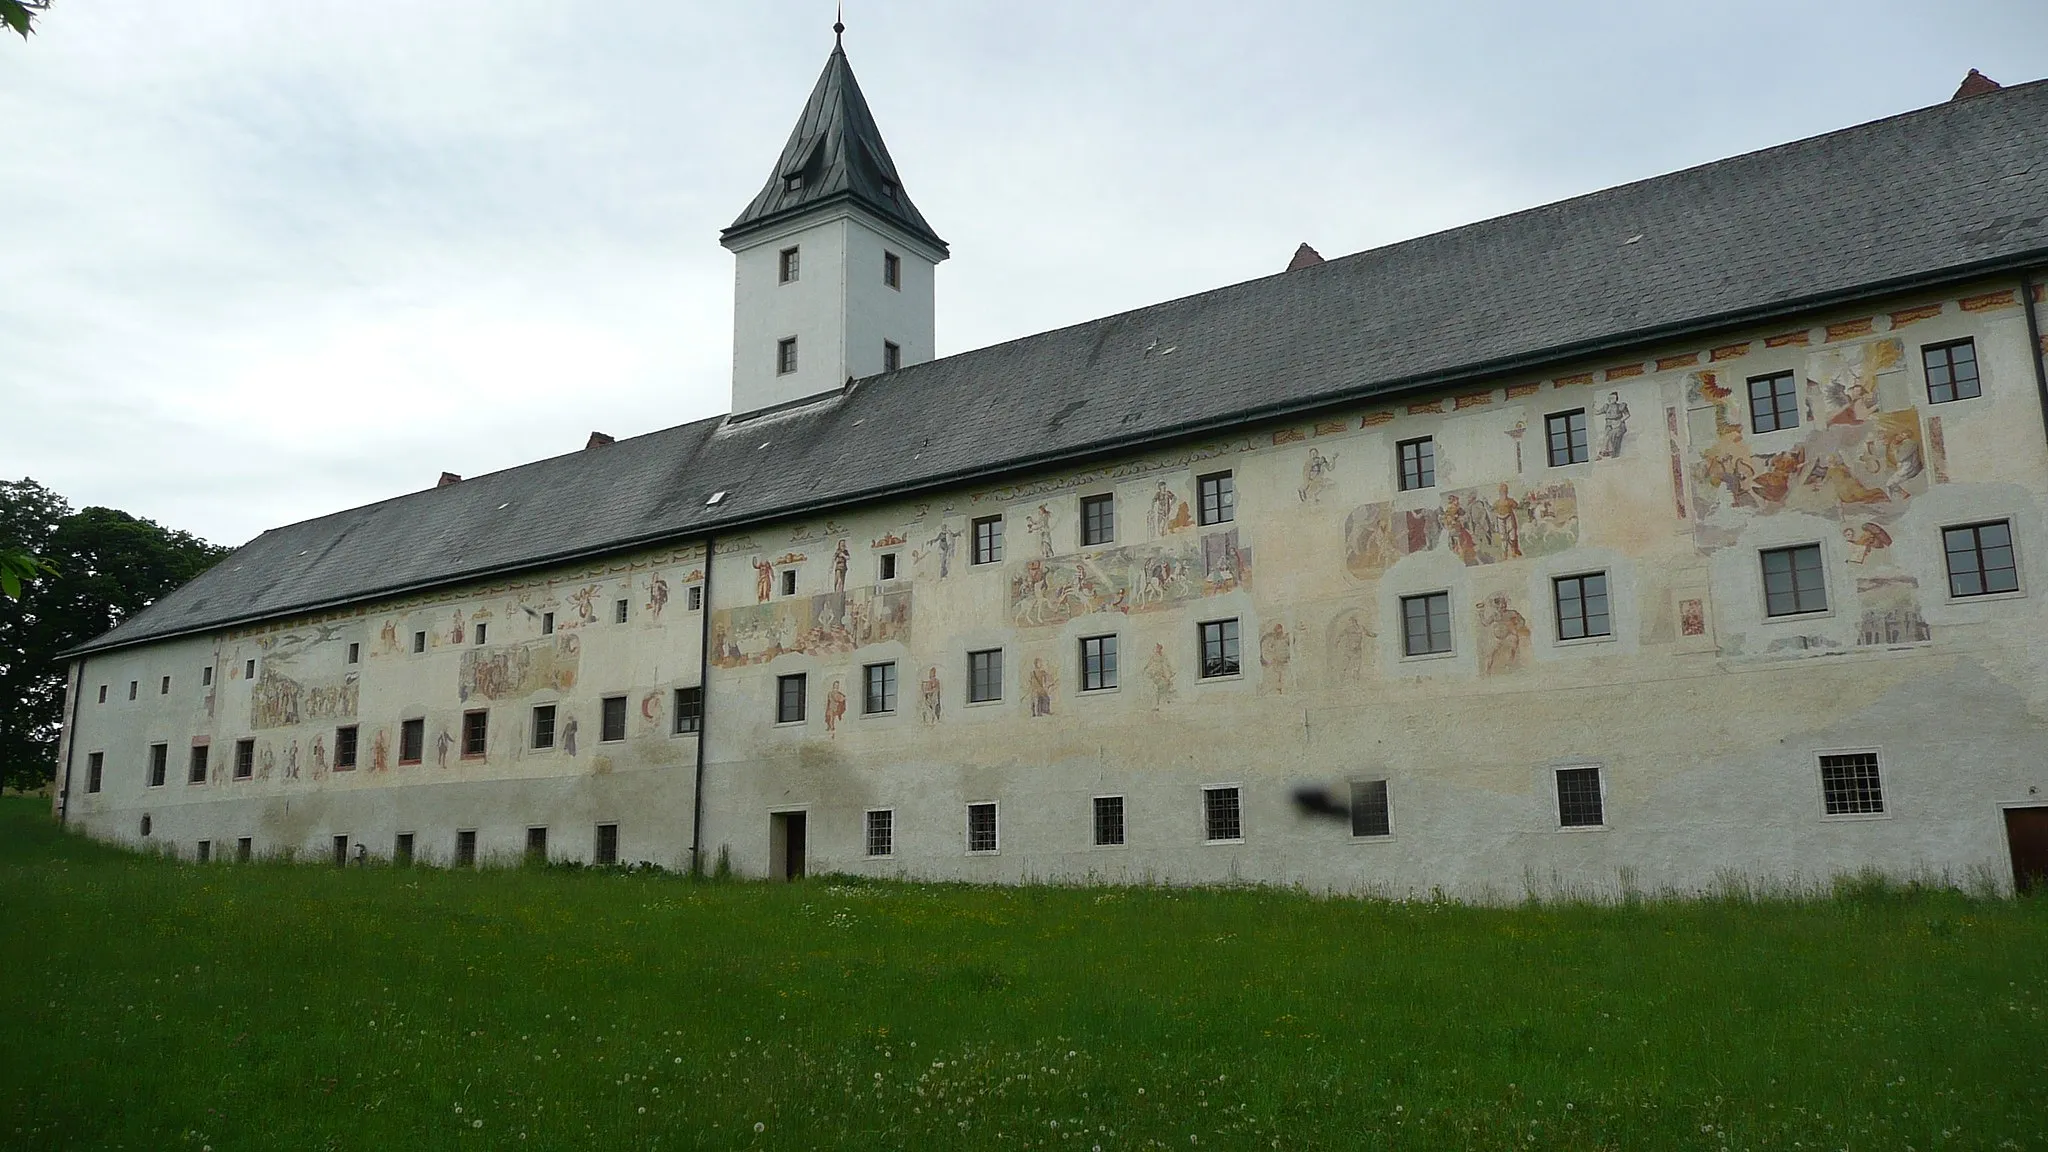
[710, 586, 912, 669]
[250, 668, 358, 730]
[1345, 481, 1579, 580]
[1009, 529, 1252, 629]
[458, 636, 582, 703]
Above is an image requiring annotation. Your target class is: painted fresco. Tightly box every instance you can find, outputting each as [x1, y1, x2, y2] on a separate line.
[458, 635, 582, 703]
[1475, 594, 1533, 675]
[1259, 622, 1294, 693]
[250, 668, 358, 731]
[1009, 529, 1251, 628]
[1345, 481, 1579, 580]
[1326, 610, 1376, 684]
[710, 586, 913, 669]
[1855, 575, 1932, 646]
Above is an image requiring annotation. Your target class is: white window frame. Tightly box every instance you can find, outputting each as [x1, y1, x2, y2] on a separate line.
[864, 808, 895, 858]
[1091, 793, 1127, 849]
[965, 801, 1000, 855]
[1553, 764, 1608, 831]
[1201, 783, 1245, 844]
[1814, 746, 1891, 821]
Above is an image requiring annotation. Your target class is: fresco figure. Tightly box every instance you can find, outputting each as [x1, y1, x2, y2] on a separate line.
[1027, 657, 1056, 717]
[1149, 481, 1179, 537]
[570, 584, 600, 623]
[1597, 391, 1631, 459]
[450, 609, 466, 645]
[919, 666, 942, 725]
[1489, 485, 1523, 559]
[284, 740, 300, 781]
[752, 557, 775, 603]
[832, 540, 850, 593]
[1331, 613, 1373, 683]
[311, 734, 326, 776]
[1027, 504, 1055, 558]
[1260, 622, 1293, 693]
[1476, 594, 1531, 675]
[562, 716, 578, 756]
[641, 691, 662, 726]
[435, 727, 453, 769]
[1297, 448, 1337, 504]
[1843, 521, 1893, 563]
[379, 620, 400, 654]
[646, 573, 669, 619]
[924, 526, 961, 577]
[1680, 599, 1707, 638]
[824, 680, 847, 735]
[1880, 427, 1924, 498]
[372, 728, 390, 773]
[1146, 643, 1176, 706]
[1442, 493, 1479, 565]
[258, 745, 275, 781]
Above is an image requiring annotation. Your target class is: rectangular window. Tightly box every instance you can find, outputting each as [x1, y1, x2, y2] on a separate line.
[776, 674, 807, 723]
[878, 553, 898, 581]
[87, 751, 104, 794]
[1819, 752, 1885, 815]
[1553, 572, 1611, 640]
[1350, 780, 1392, 837]
[1081, 493, 1115, 545]
[526, 826, 548, 862]
[777, 336, 798, 375]
[1093, 795, 1125, 847]
[966, 802, 999, 854]
[201, 666, 212, 687]
[346, 642, 360, 664]
[128, 681, 137, 700]
[778, 246, 799, 284]
[532, 704, 556, 749]
[780, 569, 797, 596]
[600, 695, 627, 742]
[1556, 766, 1605, 827]
[1547, 409, 1589, 466]
[160, 675, 170, 695]
[1922, 338, 1980, 404]
[1401, 592, 1452, 656]
[474, 622, 487, 645]
[332, 836, 350, 867]
[594, 823, 619, 866]
[883, 250, 901, 289]
[334, 726, 358, 770]
[1080, 634, 1119, 691]
[148, 743, 167, 787]
[392, 833, 413, 866]
[614, 598, 629, 623]
[1199, 619, 1240, 678]
[234, 738, 254, 780]
[1197, 471, 1235, 525]
[196, 840, 211, 863]
[865, 809, 894, 857]
[1943, 520, 2019, 597]
[971, 516, 1003, 565]
[542, 611, 555, 635]
[673, 686, 703, 735]
[236, 837, 253, 863]
[244, 659, 256, 679]
[1203, 786, 1243, 842]
[455, 829, 477, 868]
[1761, 543, 1828, 616]
[883, 340, 901, 372]
[399, 717, 424, 764]
[1748, 371, 1799, 433]
[412, 631, 426, 654]
[967, 649, 1003, 703]
[863, 662, 897, 714]
[1398, 437, 1435, 491]
[97, 684, 107, 703]
[188, 744, 209, 785]
[462, 705, 489, 758]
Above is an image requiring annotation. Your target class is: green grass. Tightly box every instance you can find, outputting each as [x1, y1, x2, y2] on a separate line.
[2, 797, 2045, 1150]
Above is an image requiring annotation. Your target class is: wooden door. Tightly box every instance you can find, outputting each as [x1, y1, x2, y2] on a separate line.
[2007, 807, 2048, 895]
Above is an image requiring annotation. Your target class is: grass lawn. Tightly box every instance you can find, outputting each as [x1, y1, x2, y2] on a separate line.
[2, 796, 2044, 1150]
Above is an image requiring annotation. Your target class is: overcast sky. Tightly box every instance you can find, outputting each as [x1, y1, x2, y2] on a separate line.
[4, 1, 2044, 547]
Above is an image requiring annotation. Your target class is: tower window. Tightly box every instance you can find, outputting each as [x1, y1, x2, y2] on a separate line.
[778, 246, 800, 284]
[777, 337, 798, 376]
[783, 174, 803, 194]
[884, 341, 901, 372]
[883, 251, 901, 289]
[880, 179, 898, 202]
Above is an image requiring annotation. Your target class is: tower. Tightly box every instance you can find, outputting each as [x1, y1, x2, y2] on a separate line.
[721, 25, 949, 415]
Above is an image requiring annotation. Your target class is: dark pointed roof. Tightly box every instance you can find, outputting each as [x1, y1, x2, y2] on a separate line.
[1286, 243, 1325, 271]
[722, 41, 946, 254]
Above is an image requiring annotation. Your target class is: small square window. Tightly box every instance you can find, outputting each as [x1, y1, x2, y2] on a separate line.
[1350, 780, 1391, 837]
[86, 751, 103, 794]
[883, 340, 901, 372]
[971, 516, 1003, 565]
[1922, 338, 1980, 404]
[673, 686, 703, 735]
[1761, 544, 1828, 616]
[1819, 752, 1885, 815]
[781, 569, 798, 597]
[1547, 409, 1589, 466]
[201, 666, 212, 687]
[863, 662, 897, 714]
[600, 695, 627, 742]
[1199, 619, 1240, 678]
[234, 738, 254, 780]
[1197, 471, 1235, 525]
[778, 246, 799, 284]
[1398, 437, 1435, 491]
[399, 718, 425, 764]
[878, 553, 898, 581]
[188, 744, 209, 785]
[455, 829, 477, 868]
[1556, 766, 1604, 827]
[777, 674, 807, 724]
[686, 585, 703, 611]
[1748, 371, 1799, 433]
[1553, 572, 1611, 640]
[474, 622, 488, 646]
[883, 251, 901, 289]
[865, 809, 894, 857]
[532, 704, 557, 749]
[594, 823, 619, 866]
[244, 659, 256, 679]
[777, 337, 799, 376]
[966, 802, 999, 854]
[1401, 592, 1452, 656]
[1203, 786, 1242, 842]
[1080, 493, 1116, 546]
[160, 675, 170, 695]
[542, 611, 555, 635]
[1093, 795, 1125, 847]
[147, 743, 168, 787]
[1943, 520, 2018, 597]
[334, 726, 358, 770]
[1080, 634, 1119, 691]
[412, 631, 426, 654]
[614, 599, 629, 624]
[967, 649, 1003, 703]
[526, 826, 548, 863]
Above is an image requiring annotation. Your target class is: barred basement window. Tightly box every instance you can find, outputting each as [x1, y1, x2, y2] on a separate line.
[777, 674, 807, 723]
[864, 662, 897, 714]
[600, 695, 627, 742]
[1819, 752, 1886, 816]
[686, 585, 703, 611]
[614, 598, 629, 624]
[966, 802, 999, 854]
[1943, 520, 2018, 597]
[1080, 634, 1118, 691]
[455, 829, 477, 868]
[1922, 338, 1980, 404]
[86, 751, 104, 794]
[1555, 766, 1605, 828]
[865, 809, 894, 857]
[967, 650, 1002, 703]
[673, 686, 703, 735]
[1197, 471, 1235, 525]
[334, 725, 359, 770]
[1350, 780, 1391, 837]
[532, 704, 556, 749]
[971, 516, 1003, 565]
[1761, 543, 1828, 616]
[1401, 592, 1452, 656]
[1080, 493, 1115, 545]
[594, 823, 619, 866]
[1199, 618, 1240, 678]
[399, 718, 424, 764]
[1203, 786, 1243, 842]
[1553, 572, 1611, 640]
[1398, 437, 1435, 491]
[234, 738, 254, 780]
[1547, 409, 1589, 466]
[187, 744, 209, 785]
[148, 742, 168, 787]
[1093, 795, 1126, 847]
[1748, 371, 1799, 433]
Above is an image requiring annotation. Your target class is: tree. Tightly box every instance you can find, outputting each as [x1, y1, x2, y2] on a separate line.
[1, 1, 51, 40]
[0, 479, 231, 792]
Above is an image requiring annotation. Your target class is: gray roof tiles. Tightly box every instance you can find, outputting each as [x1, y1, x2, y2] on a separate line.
[76, 78, 2048, 656]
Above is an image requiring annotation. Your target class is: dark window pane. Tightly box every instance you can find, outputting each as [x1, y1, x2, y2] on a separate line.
[1204, 787, 1242, 841]
[1081, 635, 1118, 691]
[1402, 592, 1451, 655]
[1350, 780, 1391, 837]
[1200, 619, 1240, 678]
[1547, 410, 1588, 466]
[1819, 752, 1884, 815]
[1556, 767, 1604, 827]
[972, 516, 1003, 564]
[1762, 544, 1827, 616]
[864, 663, 897, 713]
[673, 687, 703, 734]
[777, 675, 806, 723]
[1094, 796, 1125, 846]
[1399, 438, 1435, 490]
[968, 650, 1002, 702]
[1554, 572, 1610, 640]
[1081, 494, 1115, 545]
[1197, 472, 1235, 525]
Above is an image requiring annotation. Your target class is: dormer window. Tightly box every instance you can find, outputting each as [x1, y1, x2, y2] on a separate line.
[880, 179, 898, 202]
[783, 174, 803, 194]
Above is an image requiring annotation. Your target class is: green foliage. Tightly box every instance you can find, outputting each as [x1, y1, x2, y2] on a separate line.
[3, 795, 2046, 1149]
[0, 479, 231, 791]
[0, 0, 49, 40]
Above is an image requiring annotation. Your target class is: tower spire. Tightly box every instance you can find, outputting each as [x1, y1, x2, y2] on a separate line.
[834, 3, 844, 49]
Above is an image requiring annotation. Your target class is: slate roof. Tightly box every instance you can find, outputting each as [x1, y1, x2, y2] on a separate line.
[76, 78, 2048, 657]
[722, 40, 946, 254]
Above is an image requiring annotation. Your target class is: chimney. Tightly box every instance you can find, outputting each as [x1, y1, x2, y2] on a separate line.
[436, 472, 462, 488]
[585, 431, 616, 450]
[1951, 69, 2001, 100]
[1286, 243, 1325, 272]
